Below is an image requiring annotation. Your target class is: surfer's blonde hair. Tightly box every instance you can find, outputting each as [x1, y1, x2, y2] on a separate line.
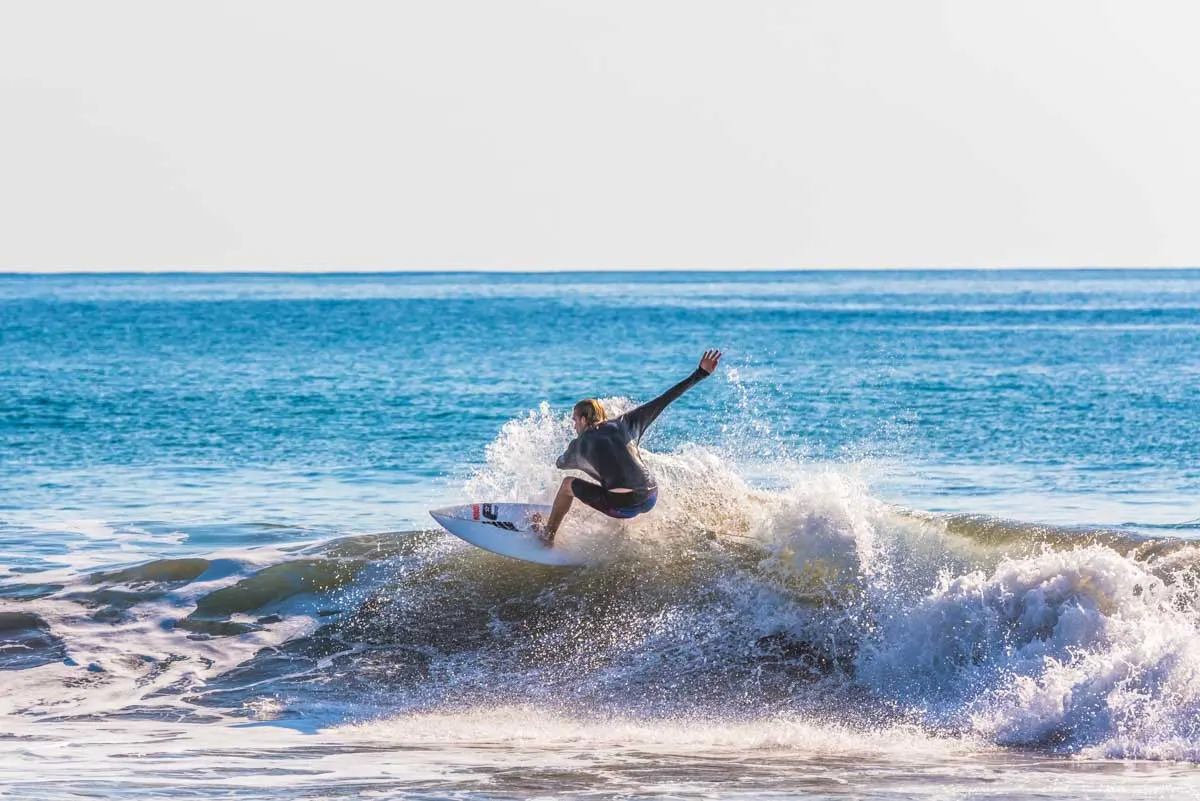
[573, 399, 607, 427]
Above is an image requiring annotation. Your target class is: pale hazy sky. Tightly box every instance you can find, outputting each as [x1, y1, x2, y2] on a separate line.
[3, 1, 1199, 272]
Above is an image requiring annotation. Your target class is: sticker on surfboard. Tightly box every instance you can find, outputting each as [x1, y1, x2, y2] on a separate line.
[429, 502, 587, 567]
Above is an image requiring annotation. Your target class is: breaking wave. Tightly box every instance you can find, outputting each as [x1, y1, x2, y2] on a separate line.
[3, 401, 1200, 762]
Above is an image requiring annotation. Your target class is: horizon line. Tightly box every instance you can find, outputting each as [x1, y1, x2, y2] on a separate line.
[2, 265, 1198, 277]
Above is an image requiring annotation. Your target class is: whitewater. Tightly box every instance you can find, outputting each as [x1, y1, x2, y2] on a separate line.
[2, 271, 1200, 799]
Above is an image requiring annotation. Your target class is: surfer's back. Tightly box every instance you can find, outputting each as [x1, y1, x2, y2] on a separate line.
[557, 418, 654, 491]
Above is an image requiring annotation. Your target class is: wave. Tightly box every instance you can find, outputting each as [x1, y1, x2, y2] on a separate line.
[2, 403, 1199, 761]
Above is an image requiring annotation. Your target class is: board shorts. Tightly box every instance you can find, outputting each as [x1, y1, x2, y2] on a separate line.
[570, 479, 658, 519]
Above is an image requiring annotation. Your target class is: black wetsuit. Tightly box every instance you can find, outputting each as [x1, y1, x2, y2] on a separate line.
[556, 367, 710, 517]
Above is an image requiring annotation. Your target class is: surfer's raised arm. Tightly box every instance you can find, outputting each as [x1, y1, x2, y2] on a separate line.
[621, 350, 722, 440]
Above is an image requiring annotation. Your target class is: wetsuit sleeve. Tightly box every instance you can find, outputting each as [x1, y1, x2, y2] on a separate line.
[621, 367, 710, 441]
[556, 438, 581, 470]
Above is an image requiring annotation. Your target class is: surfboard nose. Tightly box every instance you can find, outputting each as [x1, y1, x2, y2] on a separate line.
[427, 502, 581, 566]
[429, 504, 470, 522]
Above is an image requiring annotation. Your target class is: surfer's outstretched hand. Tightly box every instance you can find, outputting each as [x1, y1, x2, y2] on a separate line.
[699, 349, 722, 375]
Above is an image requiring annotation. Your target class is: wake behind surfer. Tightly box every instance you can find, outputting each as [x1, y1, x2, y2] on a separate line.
[534, 349, 722, 544]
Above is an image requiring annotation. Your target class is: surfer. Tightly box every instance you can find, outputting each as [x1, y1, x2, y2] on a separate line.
[534, 349, 722, 544]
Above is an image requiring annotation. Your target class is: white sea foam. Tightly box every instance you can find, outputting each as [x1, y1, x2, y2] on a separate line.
[454, 403, 1200, 760]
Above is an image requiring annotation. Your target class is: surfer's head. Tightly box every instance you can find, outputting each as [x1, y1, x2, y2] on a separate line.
[572, 399, 606, 433]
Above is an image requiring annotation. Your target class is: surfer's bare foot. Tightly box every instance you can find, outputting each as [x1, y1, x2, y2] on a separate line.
[529, 514, 554, 546]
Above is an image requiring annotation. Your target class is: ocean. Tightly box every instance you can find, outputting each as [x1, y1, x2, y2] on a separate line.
[2, 270, 1199, 799]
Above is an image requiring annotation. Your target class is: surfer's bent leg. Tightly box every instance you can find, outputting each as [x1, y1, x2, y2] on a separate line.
[541, 477, 576, 543]
[567, 478, 609, 517]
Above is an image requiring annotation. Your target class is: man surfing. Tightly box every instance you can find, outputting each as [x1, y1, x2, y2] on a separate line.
[534, 349, 722, 544]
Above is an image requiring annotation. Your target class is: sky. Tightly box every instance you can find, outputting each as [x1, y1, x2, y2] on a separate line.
[2, 1, 1199, 272]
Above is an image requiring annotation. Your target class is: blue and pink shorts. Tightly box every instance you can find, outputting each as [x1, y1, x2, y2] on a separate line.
[570, 479, 658, 519]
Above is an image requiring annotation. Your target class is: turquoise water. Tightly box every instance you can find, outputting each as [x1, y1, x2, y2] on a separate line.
[2, 271, 1200, 798]
[5, 270, 1199, 530]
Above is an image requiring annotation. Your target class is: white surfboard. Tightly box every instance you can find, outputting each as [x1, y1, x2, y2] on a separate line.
[429, 503, 587, 567]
